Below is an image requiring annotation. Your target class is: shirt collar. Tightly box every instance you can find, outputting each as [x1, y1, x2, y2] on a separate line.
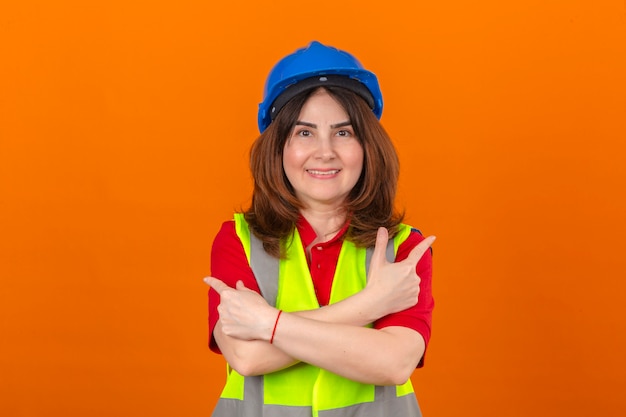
[296, 215, 350, 248]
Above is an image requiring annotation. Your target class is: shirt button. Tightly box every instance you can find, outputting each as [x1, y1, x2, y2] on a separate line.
[317, 264, 321, 269]
[316, 246, 323, 250]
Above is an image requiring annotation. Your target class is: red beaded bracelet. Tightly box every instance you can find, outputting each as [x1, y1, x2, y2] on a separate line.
[270, 310, 283, 344]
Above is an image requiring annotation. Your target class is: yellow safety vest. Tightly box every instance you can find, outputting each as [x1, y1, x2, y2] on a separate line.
[212, 214, 423, 417]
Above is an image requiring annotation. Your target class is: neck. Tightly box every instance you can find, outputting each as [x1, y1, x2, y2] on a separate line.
[300, 206, 347, 244]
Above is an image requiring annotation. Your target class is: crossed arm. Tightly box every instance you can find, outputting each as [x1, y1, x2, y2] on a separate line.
[206, 228, 435, 386]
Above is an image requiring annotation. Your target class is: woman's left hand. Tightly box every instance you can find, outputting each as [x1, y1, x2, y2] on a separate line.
[204, 277, 278, 341]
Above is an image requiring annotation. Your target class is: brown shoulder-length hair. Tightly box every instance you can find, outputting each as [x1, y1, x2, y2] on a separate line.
[244, 86, 404, 258]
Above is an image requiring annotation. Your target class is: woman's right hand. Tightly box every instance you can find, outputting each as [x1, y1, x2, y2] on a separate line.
[205, 277, 279, 342]
[364, 227, 435, 318]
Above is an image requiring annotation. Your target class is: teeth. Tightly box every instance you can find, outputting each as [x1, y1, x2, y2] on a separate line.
[307, 170, 339, 175]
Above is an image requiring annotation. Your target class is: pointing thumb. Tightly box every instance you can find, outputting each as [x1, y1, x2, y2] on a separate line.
[370, 227, 390, 267]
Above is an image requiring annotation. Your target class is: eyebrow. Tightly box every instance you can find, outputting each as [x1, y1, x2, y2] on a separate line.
[295, 120, 352, 129]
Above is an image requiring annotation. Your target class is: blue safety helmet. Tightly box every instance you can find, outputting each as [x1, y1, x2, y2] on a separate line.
[257, 41, 383, 132]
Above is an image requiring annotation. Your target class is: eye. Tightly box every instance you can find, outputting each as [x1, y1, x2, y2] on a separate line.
[296, 129, 312, 137]
[336, 129, 353, 137]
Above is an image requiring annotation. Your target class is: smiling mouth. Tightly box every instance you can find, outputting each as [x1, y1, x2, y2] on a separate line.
[306, 169, 340, 176]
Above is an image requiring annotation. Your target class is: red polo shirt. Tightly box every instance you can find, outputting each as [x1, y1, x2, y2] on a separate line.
[208, 217, 434, 366]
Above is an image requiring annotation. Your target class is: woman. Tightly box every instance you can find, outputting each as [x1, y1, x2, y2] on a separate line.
[205, 41, 435, 416]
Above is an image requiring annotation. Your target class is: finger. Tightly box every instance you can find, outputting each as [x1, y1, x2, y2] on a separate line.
[370, 227, 390, 267]
[404, 235, 436, 266]
[236, 280, 261, 295]
[203, 276, 230, 294]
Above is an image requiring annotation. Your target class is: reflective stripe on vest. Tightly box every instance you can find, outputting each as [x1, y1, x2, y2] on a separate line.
[212, 214, 422, 417]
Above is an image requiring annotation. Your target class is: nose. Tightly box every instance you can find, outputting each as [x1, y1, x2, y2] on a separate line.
[314, 135, 336, 161]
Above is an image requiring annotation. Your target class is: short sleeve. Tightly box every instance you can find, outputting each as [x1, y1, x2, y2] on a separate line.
[208, 220, 261, 353]
[373, 228, 434, 367]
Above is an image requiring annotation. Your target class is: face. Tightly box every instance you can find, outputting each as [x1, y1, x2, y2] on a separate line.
[283, 88, 364, 211]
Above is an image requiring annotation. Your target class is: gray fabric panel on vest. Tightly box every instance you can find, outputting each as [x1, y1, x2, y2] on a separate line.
[245, 375, 264, 412]
[262, 404, 312, 417]
[213, 379, 421, 417]
[214, 393, 421, 417]
[365, 239, 395, 279]
[213, 399, 311, 417]
[211, 375, 267, 417]
[319, 390, 422, 417]
[210, 398, 238, 417]
[375, 384, 391, 401]
[249, 232, 279, 307]
[212, 397, 311, 417]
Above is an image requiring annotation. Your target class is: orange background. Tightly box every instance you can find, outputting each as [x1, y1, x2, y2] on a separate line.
[1, 1, 625, 416]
